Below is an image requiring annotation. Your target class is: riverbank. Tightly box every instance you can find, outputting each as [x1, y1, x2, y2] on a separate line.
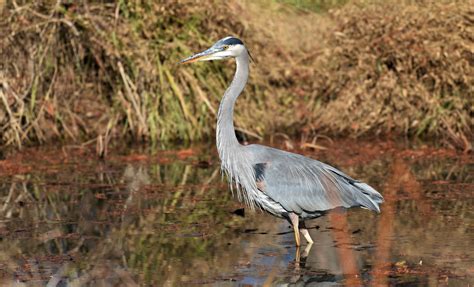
[1, 1, 472, 151]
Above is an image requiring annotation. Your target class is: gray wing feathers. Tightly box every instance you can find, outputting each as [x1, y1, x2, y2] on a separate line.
[322, 162, 384, 206]
[248, 145, 383, 215]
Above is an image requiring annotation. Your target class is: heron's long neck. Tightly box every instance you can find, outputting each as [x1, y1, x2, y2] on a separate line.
[216, 52, 249, 161]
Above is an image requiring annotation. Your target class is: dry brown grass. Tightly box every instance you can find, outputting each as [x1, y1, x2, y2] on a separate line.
[239, 1, 473, 151]
[309, 2, 473, 150]
[0, 0, 472, 151]
[0, 1, 240, 148]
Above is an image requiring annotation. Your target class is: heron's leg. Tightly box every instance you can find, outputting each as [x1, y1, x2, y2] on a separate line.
[299, 221, 314, 244]
[302, 242, 313, 258]
[295, 246, 301, 263]
[288, 213, 301, 247]
[300, 229, 313, 244]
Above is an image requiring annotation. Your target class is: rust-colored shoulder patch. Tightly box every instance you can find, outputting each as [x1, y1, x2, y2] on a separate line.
[254, 162, 268, 192]
[256, 180, 265, 192]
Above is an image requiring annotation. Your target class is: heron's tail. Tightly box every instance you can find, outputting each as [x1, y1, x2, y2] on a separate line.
[352, 182, 384, 213]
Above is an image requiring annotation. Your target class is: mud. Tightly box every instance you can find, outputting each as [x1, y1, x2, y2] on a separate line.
[0, 140, 472, 286]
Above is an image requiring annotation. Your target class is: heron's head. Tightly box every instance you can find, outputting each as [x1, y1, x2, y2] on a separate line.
[180, 36, 249, 64]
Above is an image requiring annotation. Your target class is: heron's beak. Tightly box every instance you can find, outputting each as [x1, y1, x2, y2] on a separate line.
[179, 47, 219, 64]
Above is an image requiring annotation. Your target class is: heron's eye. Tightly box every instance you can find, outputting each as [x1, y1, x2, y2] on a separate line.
[222, 45, 230, 50]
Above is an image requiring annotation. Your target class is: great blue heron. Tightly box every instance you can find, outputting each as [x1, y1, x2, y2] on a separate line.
[180, 37, 384, 246]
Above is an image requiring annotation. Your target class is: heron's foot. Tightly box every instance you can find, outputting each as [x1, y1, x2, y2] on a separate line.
[300, 228, 314, 244]
[294, 242, 312, 271]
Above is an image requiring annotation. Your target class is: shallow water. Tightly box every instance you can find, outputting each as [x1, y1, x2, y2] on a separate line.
[0, 140, 472, 286]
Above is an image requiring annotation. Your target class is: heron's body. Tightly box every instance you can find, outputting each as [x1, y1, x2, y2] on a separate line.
[181, 36, 383, 246]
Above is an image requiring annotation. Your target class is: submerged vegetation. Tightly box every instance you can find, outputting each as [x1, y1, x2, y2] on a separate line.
[0, 0, 472, 151]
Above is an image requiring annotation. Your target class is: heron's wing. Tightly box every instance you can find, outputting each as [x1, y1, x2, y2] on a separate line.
[247, 144, 383, 214]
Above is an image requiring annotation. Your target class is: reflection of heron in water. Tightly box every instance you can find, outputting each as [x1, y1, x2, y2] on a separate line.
[180, 37, 384, 246]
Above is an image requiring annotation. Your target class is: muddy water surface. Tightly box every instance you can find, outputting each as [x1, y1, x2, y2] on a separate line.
[0, 140, 472, 286]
